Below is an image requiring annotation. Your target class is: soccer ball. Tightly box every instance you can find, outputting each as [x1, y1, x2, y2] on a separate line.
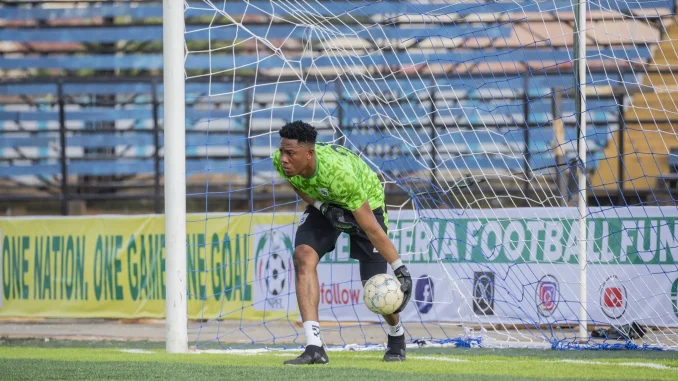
[363, 273, 404, 315]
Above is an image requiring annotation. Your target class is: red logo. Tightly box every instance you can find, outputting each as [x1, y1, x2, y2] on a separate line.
[535, 275, 559, 317]
[539, 282, 557, 310]
[600, 276, 627, 319]
[603, 287, 623, 308]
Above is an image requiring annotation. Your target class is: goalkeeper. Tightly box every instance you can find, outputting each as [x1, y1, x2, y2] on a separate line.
[274, 121, 412, 365]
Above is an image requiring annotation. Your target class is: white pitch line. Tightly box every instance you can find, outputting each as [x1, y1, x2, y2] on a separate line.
[409, 356, 470, 362]
[560, 359, 676, 370]
[199, 348, 297, 355]
[119, 349, 154, 354]
[619, 362, 675, 370]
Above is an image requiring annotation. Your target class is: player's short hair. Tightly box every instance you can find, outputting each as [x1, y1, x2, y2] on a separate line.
[279, 120, 317, 145]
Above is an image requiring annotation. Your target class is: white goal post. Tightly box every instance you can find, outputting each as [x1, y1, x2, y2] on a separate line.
[163, 0, 188, 354]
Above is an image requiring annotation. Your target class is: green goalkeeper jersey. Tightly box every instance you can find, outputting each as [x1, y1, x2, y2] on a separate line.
[273, 143, 384, 212]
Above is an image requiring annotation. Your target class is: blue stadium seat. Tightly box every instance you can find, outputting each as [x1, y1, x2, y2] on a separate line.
[0, 48, 652, 71]
[0, 24, 509, 43]
[345, 128, 431, 150]
[527, 98, 620, 125]
[0, 158, 249, 178]
[438, 154, 524, 172]
[65, 134, 155, 148]
[437, 129, 522, 154]
[341, 104, 432, 127]
[2, 1, 671, 21]
[0, 108, 233, 124]
[0, 163, 61, 177]
[372, 156, 431, 174]
[527, 126, 611, 153]
[0, 83, 57, 96]
[2, 4, 163, 20]
[249, 105, 325, 123]
[529, 153, 559, 172]
[251, 81, 337, 100]
[0, 136, 57, 149]
[64, 83, 153, 95]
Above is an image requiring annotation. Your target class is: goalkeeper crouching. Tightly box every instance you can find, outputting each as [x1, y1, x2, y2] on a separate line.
[274, 121, 412, 365]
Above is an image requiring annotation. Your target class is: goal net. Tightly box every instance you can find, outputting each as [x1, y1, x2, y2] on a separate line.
[179, 0, 678, 350]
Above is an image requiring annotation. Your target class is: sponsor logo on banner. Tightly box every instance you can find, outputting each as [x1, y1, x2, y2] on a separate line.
[254, 229, 294, 311]
[320, 283, 360, 306]
[415, 275, 434, 314]
[671, 278, 678, 319]
[473, 272, 495, 315]
[536, 275, 559, 317]
[600, 275, 627, 319]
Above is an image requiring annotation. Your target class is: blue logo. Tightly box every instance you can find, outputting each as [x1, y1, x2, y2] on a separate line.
[415, 275, 434, 314]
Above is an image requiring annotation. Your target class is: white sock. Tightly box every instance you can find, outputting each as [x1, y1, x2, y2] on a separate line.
[389, 321, 404, 337]
[304, 321, 322, 347]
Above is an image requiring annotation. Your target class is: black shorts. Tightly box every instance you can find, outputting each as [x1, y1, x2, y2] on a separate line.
[295, 205, 388, 281]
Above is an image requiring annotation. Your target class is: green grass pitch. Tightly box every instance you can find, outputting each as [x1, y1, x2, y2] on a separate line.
[0, 339, 677, 380]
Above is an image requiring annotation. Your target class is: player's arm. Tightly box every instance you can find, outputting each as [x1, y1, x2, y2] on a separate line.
[351, 201, 412, 313]
[289, 181, 365, 239]
[351, 201, 399, 263]
[319, 169, 411, 312]
[315, 198, 413, 313]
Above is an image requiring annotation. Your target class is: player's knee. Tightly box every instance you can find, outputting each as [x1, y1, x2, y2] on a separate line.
[293, 245, 318, 275]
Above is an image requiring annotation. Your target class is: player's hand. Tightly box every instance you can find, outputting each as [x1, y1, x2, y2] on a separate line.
[393, 264, 412, 314]
[316, 202, 360, 234]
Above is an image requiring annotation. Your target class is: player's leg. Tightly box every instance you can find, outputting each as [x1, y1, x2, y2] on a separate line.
[294, 244, 322, 335]
[351, 207, 406, 362]
[284, 206, 340, 365]
[359, 261, 406, 362]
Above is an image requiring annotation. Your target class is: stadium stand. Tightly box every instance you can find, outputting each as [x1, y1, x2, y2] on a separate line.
[660, 148, 678, 190]
[0, 0, 675, 214]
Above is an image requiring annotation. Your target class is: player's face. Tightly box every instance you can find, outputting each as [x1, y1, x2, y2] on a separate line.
[279, 138, 313, 177]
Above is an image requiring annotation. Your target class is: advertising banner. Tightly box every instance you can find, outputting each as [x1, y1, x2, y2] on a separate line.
[315, 207, 678, 327]
[1, 207, 677, 327]
[0, 214, 296, 320]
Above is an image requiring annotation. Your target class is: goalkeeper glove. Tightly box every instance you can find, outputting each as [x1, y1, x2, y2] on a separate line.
[392, 263, 412, 314]
[314, 201, 360, 234]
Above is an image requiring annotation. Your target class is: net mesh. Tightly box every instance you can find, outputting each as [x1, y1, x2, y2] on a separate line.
[183, 0, 678, 350]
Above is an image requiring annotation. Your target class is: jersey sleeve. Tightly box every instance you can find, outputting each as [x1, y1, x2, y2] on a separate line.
[329, 168, 367, 211]
[272, 150, 286, 178]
